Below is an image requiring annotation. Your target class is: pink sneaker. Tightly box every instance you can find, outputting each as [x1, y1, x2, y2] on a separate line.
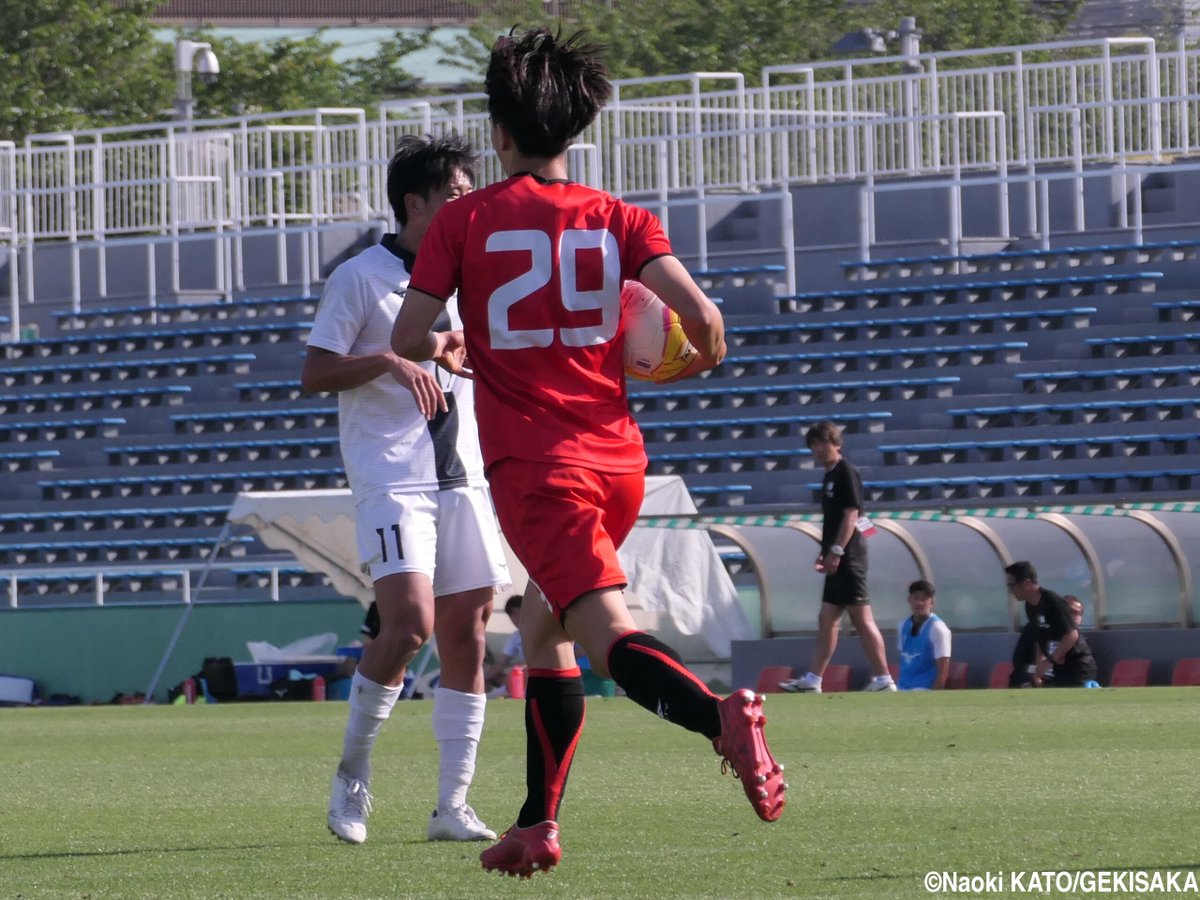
[713, 689, 787, 822]
[479, 821, 562, 878]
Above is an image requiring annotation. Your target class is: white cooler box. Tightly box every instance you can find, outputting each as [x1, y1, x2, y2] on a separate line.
[0, 674, 36, 705]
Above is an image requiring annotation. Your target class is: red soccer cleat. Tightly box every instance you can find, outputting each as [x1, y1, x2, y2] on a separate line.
[713, 689, 787, 822]
[479, 821, 562, 878]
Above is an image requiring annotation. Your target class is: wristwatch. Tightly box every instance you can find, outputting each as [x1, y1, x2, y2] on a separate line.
[829, 545, 845, 556]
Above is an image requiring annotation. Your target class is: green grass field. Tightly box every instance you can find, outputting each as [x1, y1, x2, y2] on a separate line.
[1, 689, 1197, 899]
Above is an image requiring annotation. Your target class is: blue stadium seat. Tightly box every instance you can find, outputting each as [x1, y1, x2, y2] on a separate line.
[53, 295, 319, 331]
[0, 416, 127, 444]
[0, 386, 191, 415]
[777, 272, 1162, 313]
[0, 353, 255, 388]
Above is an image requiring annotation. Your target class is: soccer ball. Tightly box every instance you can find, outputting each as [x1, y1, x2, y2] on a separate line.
[621, 280, 698, 383]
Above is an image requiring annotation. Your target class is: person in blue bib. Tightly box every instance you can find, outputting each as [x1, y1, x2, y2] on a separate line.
[897, 580, 952, 691]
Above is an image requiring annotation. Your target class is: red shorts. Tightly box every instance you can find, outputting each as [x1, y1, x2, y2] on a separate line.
[487, 458, 644, 618]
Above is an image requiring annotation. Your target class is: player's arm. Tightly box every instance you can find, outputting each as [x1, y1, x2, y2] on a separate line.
[1047, 627, 1079, 665]
[301, 345, 447, 419]
[637, 255, 726, 377]
[932, 656, 950, 690]
[931, 622, 952, 689]
[390, 288, 469, 375]
[823, 507, 859, 573]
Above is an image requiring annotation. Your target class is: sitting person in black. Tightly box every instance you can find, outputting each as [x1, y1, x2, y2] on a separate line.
[1004, 561, 1098, 687]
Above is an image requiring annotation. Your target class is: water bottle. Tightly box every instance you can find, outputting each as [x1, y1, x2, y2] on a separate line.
[312, 675, 326, 702]
[183, 677, 196, 705]
[506, 665, 527, 700]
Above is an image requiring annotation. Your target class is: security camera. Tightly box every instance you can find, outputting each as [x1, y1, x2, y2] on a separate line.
[196, 47, 220, 86]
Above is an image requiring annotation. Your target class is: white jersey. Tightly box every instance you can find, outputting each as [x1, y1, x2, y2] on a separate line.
[307, 238, 487, 498]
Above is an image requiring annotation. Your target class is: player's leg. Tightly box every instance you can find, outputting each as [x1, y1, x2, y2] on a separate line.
[566, 588, 721, 737]
[329, 493, 437, 844]
[480, 583, 573, 876]
[426, 486, 511, 842]
[426, 585, 496, 840]
[782, 601, 843, 692]
[330, 571, 434, 843]
[846, 604, 896, 690]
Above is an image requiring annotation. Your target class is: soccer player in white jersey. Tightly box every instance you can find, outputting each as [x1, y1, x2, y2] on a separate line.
[302, 134, 510, 845]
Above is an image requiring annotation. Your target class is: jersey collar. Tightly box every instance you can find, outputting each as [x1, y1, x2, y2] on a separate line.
[381, 233, 417, 271]
[512, 170, 572, 186]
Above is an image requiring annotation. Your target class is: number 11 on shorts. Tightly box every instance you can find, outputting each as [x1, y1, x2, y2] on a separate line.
[376, 524, 403, 562]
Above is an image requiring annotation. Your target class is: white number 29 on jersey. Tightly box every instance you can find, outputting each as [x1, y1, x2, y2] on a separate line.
[486, 228, 621, 350]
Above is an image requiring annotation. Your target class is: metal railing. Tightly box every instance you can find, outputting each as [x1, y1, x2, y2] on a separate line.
[3, 35, 1200, 313]
[858, 113, 1200, 261]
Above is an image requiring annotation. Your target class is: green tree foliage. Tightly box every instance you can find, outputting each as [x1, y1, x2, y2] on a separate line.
[0, 1, 430, 140]
[457, 0, 1083, 85]
[0, 0, 170, 140]
[0, 0, 1083, 141]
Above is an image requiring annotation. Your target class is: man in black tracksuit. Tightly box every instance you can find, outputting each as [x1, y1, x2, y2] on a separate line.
[1005, 561, 1098, 687]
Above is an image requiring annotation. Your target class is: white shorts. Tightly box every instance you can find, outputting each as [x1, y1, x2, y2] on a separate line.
[354, 486, 511, 596]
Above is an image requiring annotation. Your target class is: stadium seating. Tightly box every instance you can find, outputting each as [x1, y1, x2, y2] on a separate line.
[755, 665, 795, 694]
[714, 341, 1029, 378]
[1108, 659, 1151, 687]
[1154, 299, 1200, 323]
[722, 306, 1094, 344]
[778, 272, 1163, 314]
[821, 664, 851, 692]
[0, 449, 59, 473]
[53, 295, 319, 330]
[842, 240, 1200, 282]
[0, 353, 256, 388]
[879, 433, 1200, 466]
[1016, 363, 1200, 394]
[1170, 658, 1200, 686]
[989, 662, 1014, 689]
[1085, 332, 1200, 359]
[947, 661, 969, 690]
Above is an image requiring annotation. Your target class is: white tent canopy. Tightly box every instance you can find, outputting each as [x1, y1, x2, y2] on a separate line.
[227, 476, 751, 658]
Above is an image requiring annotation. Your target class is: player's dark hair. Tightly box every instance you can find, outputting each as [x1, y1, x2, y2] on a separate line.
[504, 593, 523, 617]
[386, 133, 478, 226]
[805, 420, 843, 449]
[1005, 561, 1038, 585]
[908, 580, 936, 598]
[486, 27, 612, 158]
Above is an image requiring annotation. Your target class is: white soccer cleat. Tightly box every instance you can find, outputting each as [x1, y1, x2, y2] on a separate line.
[778, 672, 822, 693]
[428, 804, 498, 841]
[863, 677, 898, 692]
[327, 771, 373, 844]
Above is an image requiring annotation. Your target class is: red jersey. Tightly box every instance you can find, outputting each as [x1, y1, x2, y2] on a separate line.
[410, 173, 673, 473]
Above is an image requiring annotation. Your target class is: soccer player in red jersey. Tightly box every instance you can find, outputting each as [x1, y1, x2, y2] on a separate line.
[391, 27, 787, 877]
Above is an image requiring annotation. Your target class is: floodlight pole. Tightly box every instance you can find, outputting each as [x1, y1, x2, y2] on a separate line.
[899, 17, 923, 75]
[174, 38, 217, 125]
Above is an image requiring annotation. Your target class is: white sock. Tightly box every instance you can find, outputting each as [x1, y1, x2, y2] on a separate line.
[339, 669, 402, 784]
[432, 687, 486, 811]
[872, 674, 895, 684]
[806, 671, 823, 684]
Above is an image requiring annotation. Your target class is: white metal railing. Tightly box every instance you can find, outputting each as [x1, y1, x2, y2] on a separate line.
[3, 36, 1200, 311]
[858, 155, 1200, 261]
[3, 38, 1193, 238]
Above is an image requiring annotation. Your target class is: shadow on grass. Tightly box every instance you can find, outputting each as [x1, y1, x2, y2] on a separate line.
[0, 837, 434, 862]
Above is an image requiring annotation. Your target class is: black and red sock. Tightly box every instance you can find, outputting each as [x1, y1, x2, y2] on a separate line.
[516, 667, 585, 828]
[606, 631, 721, 740]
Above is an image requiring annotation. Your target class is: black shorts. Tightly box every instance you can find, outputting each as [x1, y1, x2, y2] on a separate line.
[822, 561, 869, 607]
